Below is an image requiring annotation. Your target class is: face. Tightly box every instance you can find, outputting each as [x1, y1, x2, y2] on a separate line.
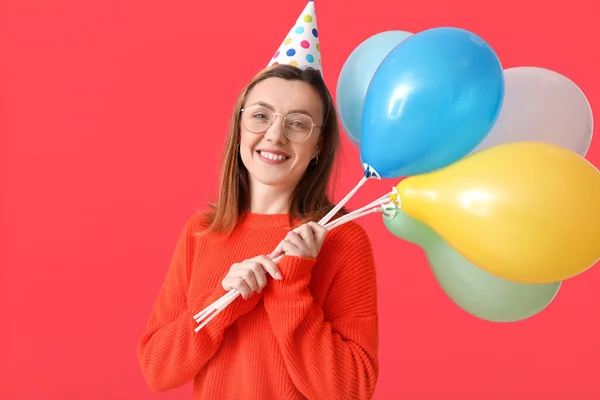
[239, 77, 324, 190]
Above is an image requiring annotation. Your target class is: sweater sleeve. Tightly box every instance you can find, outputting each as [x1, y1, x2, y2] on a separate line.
[137, 214, 262, 392]
[263, 222, 379, 400]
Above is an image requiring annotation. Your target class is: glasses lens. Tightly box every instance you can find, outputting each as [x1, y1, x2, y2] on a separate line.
[241, 105, 315, 142]
[284, 113, 313, 142]
[242, 105, 273, 133]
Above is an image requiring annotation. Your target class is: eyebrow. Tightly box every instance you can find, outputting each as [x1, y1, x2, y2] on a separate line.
[247, 101, 316, 119]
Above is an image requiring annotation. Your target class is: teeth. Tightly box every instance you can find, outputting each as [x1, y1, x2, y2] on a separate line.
[260, 151, 288, 161]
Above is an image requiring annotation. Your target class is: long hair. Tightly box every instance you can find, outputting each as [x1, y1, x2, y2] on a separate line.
[202, 64, 345, 234]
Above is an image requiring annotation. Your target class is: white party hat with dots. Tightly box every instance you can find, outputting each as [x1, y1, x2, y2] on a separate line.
[267, 0, 322, 75]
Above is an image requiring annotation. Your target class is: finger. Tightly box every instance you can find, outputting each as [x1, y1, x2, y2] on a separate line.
[255, 255, 282, 280]
[294, 224, 315, 250]
[222, 276, 251, 299]
[280, 239, 301, 257]
[237, 267, 259, 293]
[236, 277, 252, 299]
[248, 261, 268, 291]
[222, 263, 242, 290]
[285, 231, 309, 252]
[308, 221, 328, 243]
[221, 276, 235, 291]
[307, 221, 328, 235]
[269, 243, 284, 259]
[228, 267, 258, 295]
[269, 250, 284, 261]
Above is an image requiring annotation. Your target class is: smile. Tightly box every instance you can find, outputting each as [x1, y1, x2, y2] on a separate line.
[257, 150, 290, 164]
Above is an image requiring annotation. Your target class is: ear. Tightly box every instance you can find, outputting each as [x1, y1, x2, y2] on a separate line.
[312, 148, 320, 159]
[313, 141, 321, 159]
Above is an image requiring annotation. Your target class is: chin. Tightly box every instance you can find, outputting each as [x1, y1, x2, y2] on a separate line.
[252, 172, 295, 187]
[248, 163, 303, 187]
[242, 154, 306, 189]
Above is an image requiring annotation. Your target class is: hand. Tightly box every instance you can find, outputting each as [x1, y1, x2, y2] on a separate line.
[221, 256, 283, 299]
[271, 222, 328, 259]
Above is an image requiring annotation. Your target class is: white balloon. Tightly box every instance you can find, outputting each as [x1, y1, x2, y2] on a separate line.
[472, 66, 593, 156]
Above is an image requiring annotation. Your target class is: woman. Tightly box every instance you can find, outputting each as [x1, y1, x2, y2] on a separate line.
[137, 64, 379, 400]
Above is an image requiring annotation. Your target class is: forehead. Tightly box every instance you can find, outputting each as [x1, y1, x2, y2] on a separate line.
[244, 77, 324, 121]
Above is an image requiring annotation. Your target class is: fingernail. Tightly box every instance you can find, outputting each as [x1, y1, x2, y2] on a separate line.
[276, 272, 283, 280]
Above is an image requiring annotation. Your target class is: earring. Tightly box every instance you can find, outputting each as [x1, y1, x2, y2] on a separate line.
[310, 156, 318, 165]
[237, 143, 241, 152]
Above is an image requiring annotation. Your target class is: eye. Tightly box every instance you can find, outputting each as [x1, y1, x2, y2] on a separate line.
[287, 119, 309, 130]
[253, 113, 268, 119]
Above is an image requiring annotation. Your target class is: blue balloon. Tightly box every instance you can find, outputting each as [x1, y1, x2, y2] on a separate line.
[336, 31, 413, 147]
[360, 27, 505, 178]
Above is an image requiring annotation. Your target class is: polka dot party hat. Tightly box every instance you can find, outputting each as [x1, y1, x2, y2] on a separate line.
[267, 0, 322, 75]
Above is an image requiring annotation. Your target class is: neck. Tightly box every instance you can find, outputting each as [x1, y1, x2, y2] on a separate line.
[249, 181, 294, 214]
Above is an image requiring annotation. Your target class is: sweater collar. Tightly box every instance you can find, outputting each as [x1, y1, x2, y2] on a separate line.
[238, 212, 297, 229]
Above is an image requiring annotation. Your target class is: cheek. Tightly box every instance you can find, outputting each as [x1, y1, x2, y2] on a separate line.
[293, 136, 320, 163]
[292, 146, 311, 163]
[240, 130, 259, 154]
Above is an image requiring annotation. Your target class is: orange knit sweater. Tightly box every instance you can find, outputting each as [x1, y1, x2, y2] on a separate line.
[138, 212, 379, 399]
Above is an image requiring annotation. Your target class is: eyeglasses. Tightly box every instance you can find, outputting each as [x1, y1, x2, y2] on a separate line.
[240, 104, 321, 143]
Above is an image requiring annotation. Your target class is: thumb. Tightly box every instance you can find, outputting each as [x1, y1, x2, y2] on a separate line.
[269, 243, 284, 259]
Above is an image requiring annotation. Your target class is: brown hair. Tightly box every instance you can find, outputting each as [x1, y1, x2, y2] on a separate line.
[202, 64, 345, 234]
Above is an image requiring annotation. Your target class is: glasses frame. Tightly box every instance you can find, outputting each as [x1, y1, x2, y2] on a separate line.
[240, 104, 322, 143]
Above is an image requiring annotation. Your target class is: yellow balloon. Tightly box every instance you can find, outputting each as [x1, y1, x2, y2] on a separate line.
[394, 141, 600, 284]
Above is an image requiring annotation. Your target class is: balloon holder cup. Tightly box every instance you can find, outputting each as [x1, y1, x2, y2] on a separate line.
[362, 163, 382, 180]
[388, 185, 401, 209]
[381, 201, 397, 220]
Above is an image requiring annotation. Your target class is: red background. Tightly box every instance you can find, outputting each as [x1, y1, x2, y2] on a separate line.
[1, 0, 599, 398]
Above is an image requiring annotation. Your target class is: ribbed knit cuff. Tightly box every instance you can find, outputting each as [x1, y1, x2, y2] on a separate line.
[263, 256, 317, 301]
[278, 255, 317, 281]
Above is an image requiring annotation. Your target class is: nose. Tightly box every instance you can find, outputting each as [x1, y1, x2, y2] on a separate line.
[263, 114, 288, 144]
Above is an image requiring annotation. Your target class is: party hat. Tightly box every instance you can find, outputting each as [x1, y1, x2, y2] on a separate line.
[267, 0, 322, 75]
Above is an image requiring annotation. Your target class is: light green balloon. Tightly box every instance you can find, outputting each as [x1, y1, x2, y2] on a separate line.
[383, 208, 561, 323]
